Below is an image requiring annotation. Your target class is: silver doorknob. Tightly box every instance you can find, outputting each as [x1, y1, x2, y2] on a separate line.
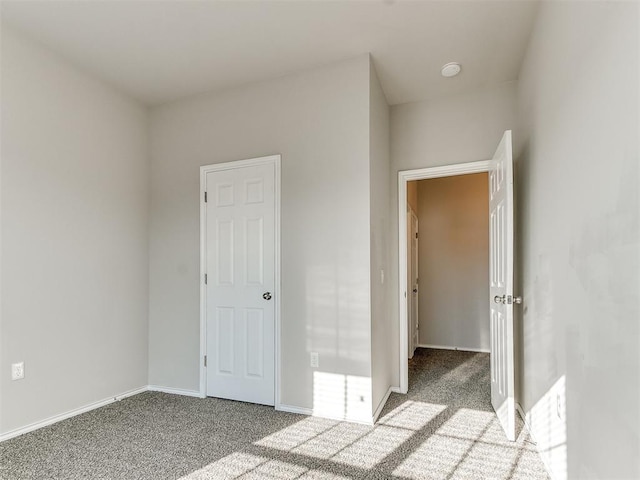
[494, 295, 522, 305]
[262, 292, 272, 300]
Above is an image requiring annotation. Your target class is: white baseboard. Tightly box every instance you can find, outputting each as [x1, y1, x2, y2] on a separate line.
[148, 385, 204, 398]
[372, 386, 393, 423]
[275, 404, 313, 416]
[279, 388, 402, 426]
[0, 384, 208, 442]
[314, 412, 373, 426]
[516, 402, 558, 480]
[2, 385, 398, 443]
[515, 402, 531, 437]
[276, 403, 375, 426]
[0, 385, 147, 442]
[418, 344, 490, 354]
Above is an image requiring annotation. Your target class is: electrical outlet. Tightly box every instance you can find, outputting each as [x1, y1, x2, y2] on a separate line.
[310, 352, 319, 368]
[11, 362, 24, 381]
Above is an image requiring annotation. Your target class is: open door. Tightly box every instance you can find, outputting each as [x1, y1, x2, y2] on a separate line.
[489, 130, 517, 441]
[408, 208, 419, 358]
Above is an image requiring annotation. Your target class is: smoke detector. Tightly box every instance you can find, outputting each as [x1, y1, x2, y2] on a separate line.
[441, 62, 461, 78]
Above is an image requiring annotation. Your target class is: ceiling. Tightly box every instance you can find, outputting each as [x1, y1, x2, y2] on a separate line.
[1, 1, 539, 106]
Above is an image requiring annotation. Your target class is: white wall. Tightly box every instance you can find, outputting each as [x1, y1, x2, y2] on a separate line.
[516, 2, 639, 479]
[148, 55, 375, 420]
[368, 62, 392, 416]
[390, 82, 517, 385]
[0, 26, 149, 434]
[416, 173, 489, 352]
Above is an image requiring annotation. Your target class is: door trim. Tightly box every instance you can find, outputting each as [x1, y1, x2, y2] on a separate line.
[199, 154, 281, 406]
[407, 206, 419, 358]
[397, 160, 490, 393]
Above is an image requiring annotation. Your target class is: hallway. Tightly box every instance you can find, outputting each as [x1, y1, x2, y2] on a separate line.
[378, 348, 550, 479]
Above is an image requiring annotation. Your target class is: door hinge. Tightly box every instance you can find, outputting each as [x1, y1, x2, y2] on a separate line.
[204, 355, 207, 367]
[204, 191, 208, 203]
[204, 273, 207, 285]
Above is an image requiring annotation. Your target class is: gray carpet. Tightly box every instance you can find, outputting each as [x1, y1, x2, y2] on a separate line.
[0, 349, 550, 479]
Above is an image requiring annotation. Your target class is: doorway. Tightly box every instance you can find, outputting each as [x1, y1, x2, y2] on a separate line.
[199, 154, 281, 406]
[407, 206, 419, 358]
[409, 173, 490, 353]
[398, 160, 490, 394]
[397, 130, 517, 441]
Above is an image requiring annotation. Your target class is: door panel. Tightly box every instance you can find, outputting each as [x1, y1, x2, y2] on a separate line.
[205, 161, 275, 406]
[216, 220, 234, 285]
[246, 308, 264, 377]
[216, 307, 235, 375]
[489, 130, 516, 441]
[245, 217, 264, 285]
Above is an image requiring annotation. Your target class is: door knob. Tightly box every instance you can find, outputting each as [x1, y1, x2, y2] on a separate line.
[494, 295, 523, 305]
[262, 292, 272, 300]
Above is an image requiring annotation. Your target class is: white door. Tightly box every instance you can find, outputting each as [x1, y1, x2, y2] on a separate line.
[204, 159, 276, 406]
[489, 131, 516, 441]
[408, 209, 419, 357]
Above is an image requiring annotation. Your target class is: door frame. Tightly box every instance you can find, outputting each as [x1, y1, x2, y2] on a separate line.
[199, 154, 281, 405]
[407, 206, 419, 358]
[397, 160, 490, 393]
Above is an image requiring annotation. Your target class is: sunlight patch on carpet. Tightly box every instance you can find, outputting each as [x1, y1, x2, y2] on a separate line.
[255, 417, 338, 451]
[435, 408, 494, 440]
[330, 425, 413, 469]
[392, 435, 472, 479]
[291, 422, 370, 459]
[377, 400, 447, 431]
[178, 451, 351, 480]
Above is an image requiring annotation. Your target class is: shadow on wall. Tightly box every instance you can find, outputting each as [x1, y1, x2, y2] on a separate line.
[515, 144, 568, 480]
[522, 376, 567, 480]
[312, 372, 371, 424]
[305, 262, 372, 422]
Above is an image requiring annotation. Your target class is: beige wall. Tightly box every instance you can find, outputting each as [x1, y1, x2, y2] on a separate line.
[516, 2, 639, 478]
[417, 173, 489, 351]
[0, 26, 149, 434]
[390, 81, 517, 385]
[407, 181, 418, 213]
[369, 61, 392, 416]
[149, 55, 375, 421]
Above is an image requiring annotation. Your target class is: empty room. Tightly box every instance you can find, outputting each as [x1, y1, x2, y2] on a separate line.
[1, 1, 638, 480]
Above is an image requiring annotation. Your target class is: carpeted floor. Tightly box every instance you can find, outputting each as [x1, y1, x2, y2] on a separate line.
[0, 349, 550, 479]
